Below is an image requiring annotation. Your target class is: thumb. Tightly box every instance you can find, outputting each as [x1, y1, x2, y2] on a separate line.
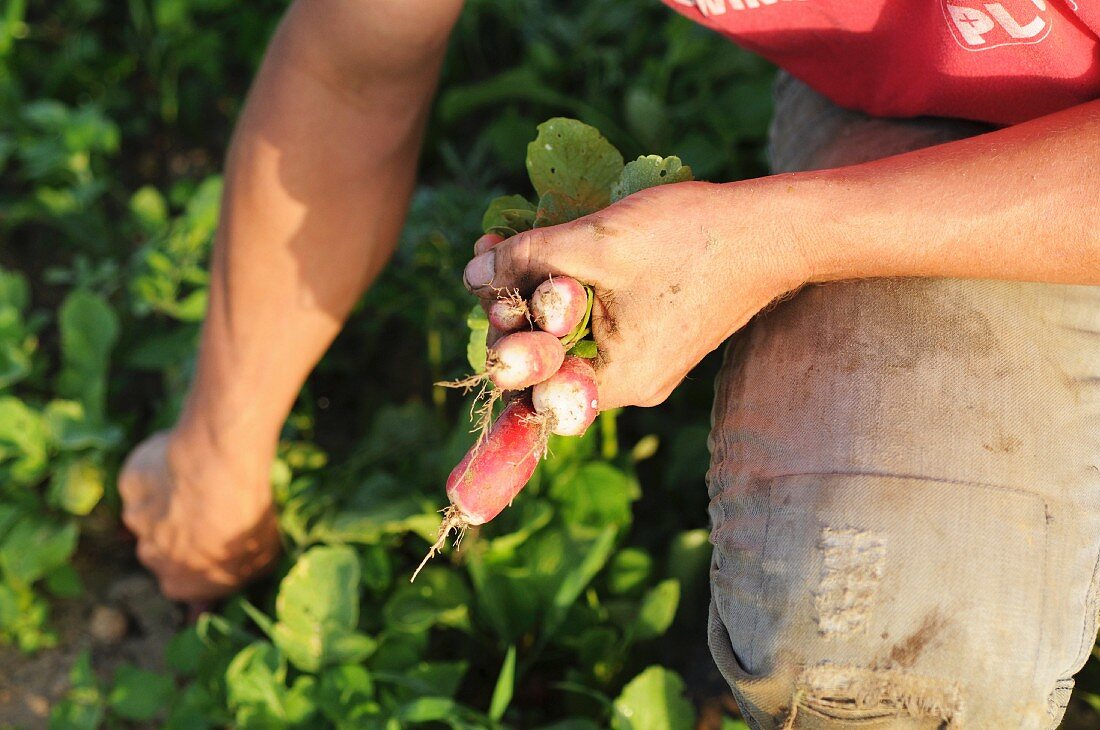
[463, 221, 598, 299]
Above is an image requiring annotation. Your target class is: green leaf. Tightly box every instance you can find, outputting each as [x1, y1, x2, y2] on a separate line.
[165, 684, 221, 730]
[170, 289, 209, 321]
[49, 651, 104, 730]
[566, 339, 598, 359]
[307, 475, 428, 546]
[130, 185, 168, 230]
[488, 645, 516, 722]
[632, 579, 680, 640]
[0, 338, 32, 390]
[48, 457, 105, 516]
[316, 665, 374, 723]
[526, 118, 623, 208]
[607, 548, 653, 596]
[630, 435, 660, 463]
[549, 463, 640, 530]
[272, 545, 376, 672]
[611, 155, 693, 203]
[45, 564, 83, 598]
[668, 529, 712, 600]
[226, 642, 289, 721]
[44, 400, 123, 451]
[611, 666, 695, 730]
[382, 567, 470, 634]
[283, 677, 318, 724]
[0, 396, 49, 485]
[57, 290, 119, 419]
[166, 627, 205, 676]
[108, 665, 175, 721]
[239, 598, 275, 637]
[483, 500, 554, 560]
[0, 268, 29, 311]
[0, 581, 55, 652]
[466, 305, 489, 373]
[534, 190, 597, 228]
[368, 631, 429, 672]
[375, 660, 467, 700]
[360, 543, 393, 595]
[0, 515, 78, 584]
[482, 195, 536, 234]
[396, 697, 458, 722]
[545, 525, 617, 635]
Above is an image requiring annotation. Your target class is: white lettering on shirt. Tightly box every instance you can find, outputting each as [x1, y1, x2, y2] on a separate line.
[944, 0, 1051, 49]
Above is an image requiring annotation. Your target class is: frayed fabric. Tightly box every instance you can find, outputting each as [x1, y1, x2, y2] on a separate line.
[779, 663, 962, 729]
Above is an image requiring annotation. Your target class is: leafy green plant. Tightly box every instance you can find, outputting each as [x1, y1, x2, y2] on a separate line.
[0, 266, 121, 651]
[11, 1, 1099, 729]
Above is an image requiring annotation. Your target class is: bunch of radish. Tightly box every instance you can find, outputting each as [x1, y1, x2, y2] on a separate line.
[414, 259, 601, 579]
[413, 116, 693, 579]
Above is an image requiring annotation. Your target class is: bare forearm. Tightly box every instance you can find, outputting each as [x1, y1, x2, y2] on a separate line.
[178, 2, 456, 449]
[756, 99, 1100, 288]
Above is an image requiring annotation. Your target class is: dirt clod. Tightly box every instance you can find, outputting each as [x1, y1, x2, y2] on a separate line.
[88, 605, 128, 644]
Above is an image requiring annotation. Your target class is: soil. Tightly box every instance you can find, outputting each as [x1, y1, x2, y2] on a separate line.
[0, 509, 184, 730]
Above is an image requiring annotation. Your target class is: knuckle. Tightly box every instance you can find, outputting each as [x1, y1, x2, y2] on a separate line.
[510, 230, 540, 270]
[135, 540, 160, 567]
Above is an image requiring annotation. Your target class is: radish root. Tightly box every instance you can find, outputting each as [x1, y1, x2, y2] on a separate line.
[490, 287, 532, 330]
[436, 374, 502, 447]
[411, 505, 470, 582]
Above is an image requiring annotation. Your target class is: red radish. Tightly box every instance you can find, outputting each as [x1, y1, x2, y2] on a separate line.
[446, 398, 542, 525]
[531, 356, 600, 436]
[486, 330, 564, 390]
[488, 291, 530, 333]
[530, 276, 587, 337]
[412, 398, 543, 580]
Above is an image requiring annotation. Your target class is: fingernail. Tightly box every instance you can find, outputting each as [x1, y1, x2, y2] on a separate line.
[464, 252, 495, 290]
[474, 233, 504, 255]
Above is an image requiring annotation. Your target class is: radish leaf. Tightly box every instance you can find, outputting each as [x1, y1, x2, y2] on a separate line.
[611, 155, 693, 203]
[526, 118, 623, 209]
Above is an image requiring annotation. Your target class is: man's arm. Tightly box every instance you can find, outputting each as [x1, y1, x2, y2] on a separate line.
[782, 98, 1100, 287]
[120, 0, 463, 600]
[181, 0, 463, 459]
[462, 98, 1099, 411]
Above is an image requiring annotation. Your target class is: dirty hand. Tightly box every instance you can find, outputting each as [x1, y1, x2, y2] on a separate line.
[463, 180, 810, 410]
[118, 431, 280, 602]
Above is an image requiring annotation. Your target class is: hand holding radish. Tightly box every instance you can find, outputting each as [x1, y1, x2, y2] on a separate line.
[419, 117, 808, 577]
[463, 180, 809, 410]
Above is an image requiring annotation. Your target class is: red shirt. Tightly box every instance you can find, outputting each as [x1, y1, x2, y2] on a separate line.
[662, 0, 1100, 125]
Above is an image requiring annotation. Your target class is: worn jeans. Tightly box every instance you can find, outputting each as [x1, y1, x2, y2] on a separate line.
[706, 73, 1100, 728]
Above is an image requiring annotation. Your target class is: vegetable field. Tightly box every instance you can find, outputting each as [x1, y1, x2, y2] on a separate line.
[1, 1, 1098, 728]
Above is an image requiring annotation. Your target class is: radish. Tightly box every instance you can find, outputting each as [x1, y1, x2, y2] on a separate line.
[438, 329, 564, 449]
[530, 276, 587, 338]
[484, 330, 564, 391]
[531, 356, 599, 436]
[413, 398, 543, 580]
[487, 290, 530, 333]
[446, 398, 542, 525]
